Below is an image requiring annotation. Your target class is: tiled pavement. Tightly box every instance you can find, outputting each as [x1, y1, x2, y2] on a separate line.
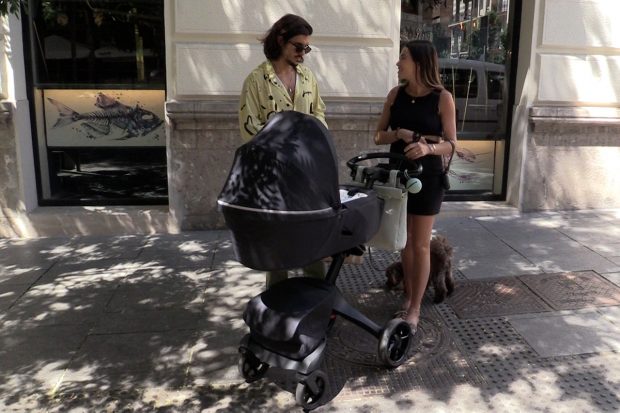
[1, 207, 620, 412]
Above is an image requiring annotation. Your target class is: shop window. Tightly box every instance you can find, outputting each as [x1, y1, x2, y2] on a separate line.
[400, 0, 515, 198]
[25, 0, 166, 205]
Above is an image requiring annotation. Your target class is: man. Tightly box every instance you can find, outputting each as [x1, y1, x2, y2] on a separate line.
[239, 13, 327, 142]
[238, 14, 327, 287]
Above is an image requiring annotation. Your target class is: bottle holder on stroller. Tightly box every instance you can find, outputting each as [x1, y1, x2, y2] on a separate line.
[217, 112, 422, 411]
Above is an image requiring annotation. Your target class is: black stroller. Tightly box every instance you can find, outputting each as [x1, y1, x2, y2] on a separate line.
[218, 111, 422, 411]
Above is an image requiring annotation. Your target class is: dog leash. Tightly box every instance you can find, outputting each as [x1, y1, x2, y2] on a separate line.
[366, 246, 399, 273]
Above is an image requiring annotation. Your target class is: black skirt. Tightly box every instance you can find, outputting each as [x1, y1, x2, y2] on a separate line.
[407, 174, 445, 215]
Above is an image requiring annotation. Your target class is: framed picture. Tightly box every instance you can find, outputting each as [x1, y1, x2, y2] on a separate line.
[44, 89, 165, 147]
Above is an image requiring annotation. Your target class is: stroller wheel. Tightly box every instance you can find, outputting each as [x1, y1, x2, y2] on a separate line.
[295, 369, 329, 411]
[378, 318, 412, 368]
[238, 347, 268, 383]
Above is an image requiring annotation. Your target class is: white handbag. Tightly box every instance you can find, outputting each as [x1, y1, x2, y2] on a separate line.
[367, 183, 408, 251]
[350, 168, 408, 251]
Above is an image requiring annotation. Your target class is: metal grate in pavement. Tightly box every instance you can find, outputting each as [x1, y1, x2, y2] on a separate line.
[519, 271, 620, 310]
[436, 296, 620, 412]
[435, 301, 538, 364]
[337, 248, 463, 301]
[324, 293, 485, 397]
[335, 249, 396, 293]
[447, 277, 553, 319]
[474, 354, 620, 412]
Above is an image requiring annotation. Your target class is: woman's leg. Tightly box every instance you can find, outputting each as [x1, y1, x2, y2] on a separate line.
[302, 260, 326, 279]
[402, 213, 435, 328]
[266, 270, 288, 288]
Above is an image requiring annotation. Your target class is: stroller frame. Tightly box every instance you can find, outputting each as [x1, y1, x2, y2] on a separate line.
[237, 153, 421, 411]
[238, 251, 411, 410]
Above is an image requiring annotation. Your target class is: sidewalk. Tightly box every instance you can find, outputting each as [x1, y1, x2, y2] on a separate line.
[1, 206, 620, 412]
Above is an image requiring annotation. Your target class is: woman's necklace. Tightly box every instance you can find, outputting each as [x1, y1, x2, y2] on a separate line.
[407, 86, 431, 104]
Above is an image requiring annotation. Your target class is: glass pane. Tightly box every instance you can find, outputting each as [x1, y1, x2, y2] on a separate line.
[400, 0, 511, 195]
[30, 0, 165, 86]
[26, 1, 168, 205]
[47, 147, 168, 202]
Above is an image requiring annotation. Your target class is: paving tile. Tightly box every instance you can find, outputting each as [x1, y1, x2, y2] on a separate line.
[607, 256, 620, 266]
[520, 247, 620, 274]
[51, 235, 145, 263]
[39, 260, 137, 282]
[508, 312, 620, 357]
[106, 270, 208, 313]
[581, 241, 620, 257]
[186, 329, 243, 385]
[0, 243, 58, 268]
[0, 283, 29, 311]
[451, 240, 516, 260]
[62, 330, 195, 388]
[597, 306, 620, 326]
[92, 308, 203, 334]
[456, 254, 541, 280]
[0, 266, 48, 284]
[0, 374, 59, 412]
[601, 272, 620, 287]
[137, 235, 222, 270]
[2, 276, 117, 326]
[477, 217, 566, 244]
[519, 271, 620, 310]
[558, 223, 620, 246]
[0, 325, 88, 375]
[438, 232, 503, 259]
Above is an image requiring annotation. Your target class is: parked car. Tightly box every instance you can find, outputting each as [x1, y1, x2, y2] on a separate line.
[439, 58, 505, 137]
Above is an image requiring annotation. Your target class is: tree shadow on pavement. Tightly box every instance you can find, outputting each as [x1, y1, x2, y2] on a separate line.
[2, 233, 620, 412]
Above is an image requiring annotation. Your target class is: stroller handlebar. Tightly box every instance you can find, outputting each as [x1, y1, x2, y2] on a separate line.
[346, 152, 423, 189]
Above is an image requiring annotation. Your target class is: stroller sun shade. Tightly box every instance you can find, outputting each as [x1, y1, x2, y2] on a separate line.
[219, 111, 340, 212]
[218, 111, 382, 271]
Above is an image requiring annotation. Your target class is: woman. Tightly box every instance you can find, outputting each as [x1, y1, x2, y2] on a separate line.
[374, 40, 457, 331]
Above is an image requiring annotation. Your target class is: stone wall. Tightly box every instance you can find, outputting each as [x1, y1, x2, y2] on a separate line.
[0, 103, 20, 236]
[166, 100, 382, 230]
[521, 106, 620, 211]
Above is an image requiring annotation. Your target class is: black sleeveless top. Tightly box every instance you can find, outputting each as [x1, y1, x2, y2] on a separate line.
[389, 87, 443, 175]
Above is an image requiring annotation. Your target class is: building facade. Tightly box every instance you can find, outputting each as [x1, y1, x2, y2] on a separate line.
[0, 0, 619, 237]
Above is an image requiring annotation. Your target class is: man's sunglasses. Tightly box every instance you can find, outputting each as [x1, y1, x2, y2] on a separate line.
[288, 41, 312, 54]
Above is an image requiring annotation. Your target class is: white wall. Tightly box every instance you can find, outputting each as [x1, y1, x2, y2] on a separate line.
[167, 0, 401, 100]
[507, 0, 620, 211]
[537, 0, 620, 105]
[5, 13, 37, 213]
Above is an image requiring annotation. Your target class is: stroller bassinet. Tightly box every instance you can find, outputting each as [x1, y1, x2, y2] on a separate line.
[218, 111, 383, 270]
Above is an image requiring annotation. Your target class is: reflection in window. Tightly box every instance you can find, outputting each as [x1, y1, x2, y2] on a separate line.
[31, 0, 165, 86]
[487, 71, 504, 100]
[440, 68, 478, 98]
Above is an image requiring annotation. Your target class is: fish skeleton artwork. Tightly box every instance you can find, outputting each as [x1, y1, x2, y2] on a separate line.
[47, 93, 163, 140]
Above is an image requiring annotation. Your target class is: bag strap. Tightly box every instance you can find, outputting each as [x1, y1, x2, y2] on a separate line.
[444, 139, 456, 172]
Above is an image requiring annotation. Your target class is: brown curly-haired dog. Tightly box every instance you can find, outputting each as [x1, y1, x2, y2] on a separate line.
[385, 234, 455, 303]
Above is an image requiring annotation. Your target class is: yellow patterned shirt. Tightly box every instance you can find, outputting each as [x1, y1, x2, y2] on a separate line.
[238, 60, 327, 142]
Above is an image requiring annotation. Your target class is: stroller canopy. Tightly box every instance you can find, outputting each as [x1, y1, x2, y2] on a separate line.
[219, 111, 340, 212]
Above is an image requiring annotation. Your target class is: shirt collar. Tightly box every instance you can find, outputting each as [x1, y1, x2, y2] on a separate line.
[264, 60, 304, 81]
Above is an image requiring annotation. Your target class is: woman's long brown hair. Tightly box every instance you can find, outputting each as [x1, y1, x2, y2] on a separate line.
[404, 40, 443, 90]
